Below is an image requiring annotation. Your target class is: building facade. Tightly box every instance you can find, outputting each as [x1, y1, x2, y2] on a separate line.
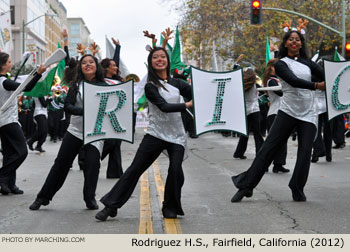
[45, 0, 67, 58]
[10, 0, 47, 64]
[0, 0, 10, 12]
[67, 17, 91, 59]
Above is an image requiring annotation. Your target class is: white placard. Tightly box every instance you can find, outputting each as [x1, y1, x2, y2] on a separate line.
[83, 80, 134, 145]
[191, 67, 247, 136]
[324, 60, 350, 120]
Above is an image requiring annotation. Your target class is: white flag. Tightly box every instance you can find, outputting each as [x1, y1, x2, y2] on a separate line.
[0, 11, 13, 54]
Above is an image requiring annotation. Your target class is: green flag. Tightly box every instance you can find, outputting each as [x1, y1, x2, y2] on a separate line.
[334, 46, 345, 62]
[24, 43, 66, 97]
[170, 26, 187, 73]
[266, 36, 271, 64]
[23, 66, 57, 97]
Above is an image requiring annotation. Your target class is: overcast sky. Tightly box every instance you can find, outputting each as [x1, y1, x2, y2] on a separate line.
[59, 0, 180, 78]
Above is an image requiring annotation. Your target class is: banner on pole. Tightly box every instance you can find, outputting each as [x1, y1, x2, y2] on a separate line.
[324, 60, 350, 120]
[83, 80, 134, 145]
[191, 67, 247, 136]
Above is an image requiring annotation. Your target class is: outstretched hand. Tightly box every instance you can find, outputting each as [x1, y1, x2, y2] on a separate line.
[37, 65, 49, 75]
[112, 37, 120, 45]
[62, 29, 68, 39]
[236, 54, 244, 64]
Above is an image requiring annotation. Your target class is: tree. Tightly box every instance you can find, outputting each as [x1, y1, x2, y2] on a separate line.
[165, 0, 350, 74]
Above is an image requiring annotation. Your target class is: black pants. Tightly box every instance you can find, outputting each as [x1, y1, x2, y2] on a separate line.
[101, 134, 185, 215]
[232, 111, 316, 194]
[259, 104, 269, 137]
[234, 112, 264, 157]
[101, 139, 123, 178]
[267, 114, 287, 166]
[332, 114, 345, 145]
[37, 132, 101, 204]
[19, 111, 35, 139]
[28, 114, 48, 149]
[0, 123, 28, 187]
[48, 110, 63, 141]
[312, 112, 332, 159]
[181, 107, 195, 136]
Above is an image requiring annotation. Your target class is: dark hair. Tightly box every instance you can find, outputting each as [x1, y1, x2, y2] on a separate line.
[147, 47, 170, 90]
[0, 52, 10, 72]
[278, 30, 309, 59]
[262, 58, 279, 87]
[243, 68, 257, 91]
[100, 58, 124, 81]
[74, 54, 104, 85]
[62, 58, 77, 86]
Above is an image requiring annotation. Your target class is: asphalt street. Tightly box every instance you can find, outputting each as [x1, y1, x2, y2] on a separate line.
[0, 129, 349, 234]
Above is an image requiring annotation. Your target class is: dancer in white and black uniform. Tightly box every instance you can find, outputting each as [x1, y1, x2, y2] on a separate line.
[29, 54, 105, 210]
[231, 30, 325, 202]
[0, 52, 47, 195]
[95, 47, 192, 221]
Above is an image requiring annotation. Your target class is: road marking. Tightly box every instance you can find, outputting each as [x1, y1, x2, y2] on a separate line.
[152, 161, 183, 234]
[138, 170, 153, 234]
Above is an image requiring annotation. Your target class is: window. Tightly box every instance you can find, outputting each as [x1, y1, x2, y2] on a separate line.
[70, 23, 80, 35]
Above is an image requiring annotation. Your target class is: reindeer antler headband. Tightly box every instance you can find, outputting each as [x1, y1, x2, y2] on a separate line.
[143, 27, 174, 52]
[77, 42, 99, 56]
[282, 19, 309, 34]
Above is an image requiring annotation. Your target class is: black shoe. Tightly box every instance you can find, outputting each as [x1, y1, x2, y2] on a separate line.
[86, 199, 99, 210]
[311, 156, 319, 163]
[27, 141, 34, 151]
[29, 198, 50, 210]
[35, 147, 45, 153]
[0, 183, 11, 195]
[162, 208, 177, 219]
[233, 154, 247, 159]
[333, 143, 345, 149]
[231, 188, 253, 202]
[95, 207, 118, 221]
[272, 165, 290, 173]
[9, 185, 24, 194]
[289, 185, 307, 202]
[326, 155, 332, 162]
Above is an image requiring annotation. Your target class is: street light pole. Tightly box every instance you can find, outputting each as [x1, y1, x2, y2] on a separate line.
[22, 13, 57, 54]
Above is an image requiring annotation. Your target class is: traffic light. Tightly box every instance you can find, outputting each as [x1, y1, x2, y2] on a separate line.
[250, 0, 262, 25]
[346, 42, 350, 59]
[346, 42, 350, 52]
